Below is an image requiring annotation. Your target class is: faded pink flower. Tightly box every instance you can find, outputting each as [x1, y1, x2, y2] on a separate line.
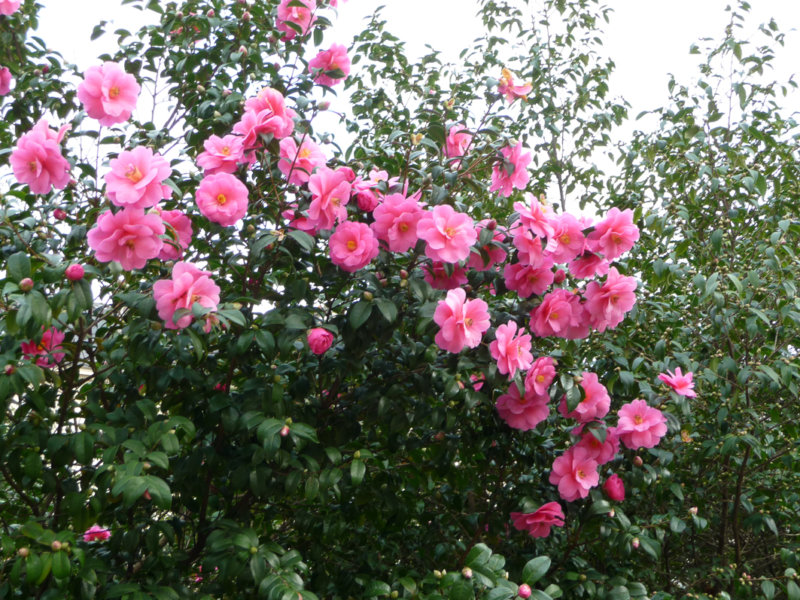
[417, 204, 477, 263]
[307, 166, 351, 231]
[549, 446, 599, 502]
[87, 209, 165, 270]
[583, 267, 637, 332]
[503, 262, 554, 299]
[105, 146, 171, 210]
[658, 367, 697, 398]
[490, 322, 533, 379]
[586, 207, 639, 260]
[0, 66, 11, 95]
[278, 137, 326, 185]
[495, 382, 550, 431]
[617, 399, 668, 450]
[444, 124, 472, 168]
[276, 0, 316, 41]
[10, 119, 71, 195]
[20, 327, 65, 368]
[568, 252, 609, 279]
[467, 220, 506, 271]
[371, 191, 423, 252]
[603, 474, 625, 502]
[574, 426, 620, 465]
[498, 68, 532, 103]
[329, 221, 379, 272]
[490, 142, 531, 197]
[558, 372, 610, 423]
[530, 288, 588, 339]
[309, 43, 351, 87]
[153, 261, 220, 330]
[82, 525, 111, 542]
[545, 213, 586, 264]
[423, 262, 468, 290]
[308, 328, 334, 354]
[77, 62, 140, 126]
[526, 356, 556, 396]
[196, 172, 249, 227]
[433, 288, 490, 353]
[197, 134, 245, 175]
[157, 209, 193, 260]
[510, 502, 565, 538]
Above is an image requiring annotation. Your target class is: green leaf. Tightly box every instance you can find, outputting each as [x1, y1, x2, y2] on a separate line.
[350, 459, 366, 485]
[787, 581, 800, 600]
[522, 556, 551, 585]
[761, 580, 775, 600]
[349, 301, 372, 330]
[143, 476, 172, 510]
[52, 550, 70, 579]
[7, 252, 31, 282]
[449, 578, 475, 600]
[464, 543, 491, 567]
[363, 580, 391, 597]
[288, 230, 316, 253]
[375, 298, 398, 323]
[607, 586, 630, 600]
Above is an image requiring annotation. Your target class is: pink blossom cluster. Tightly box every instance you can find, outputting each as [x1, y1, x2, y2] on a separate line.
[9, 119, 71, 195]
[20, 327, 66, 368]
[153, 262, 220, 330]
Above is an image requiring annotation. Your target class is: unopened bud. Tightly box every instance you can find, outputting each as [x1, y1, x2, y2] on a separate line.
[689, 506, 698, 516]
[51, 541, 62, 552]
[362, 291, 373, 301]
[19, 278, 34, 292]
[410, 133, 423, 146]
[633, 456, 643, 467]
[554, 268, 566, 284]
[632, 537, 640, 549]
[242, 11, 251, 21]
[399, 269, 408, 279]
[461, 567, 472, 579]
[518, 584, 531, 599]
[433, 570, 443, 579]
[53, 208, 67, 220]
[18, 547, 29, 558]
[280, 425, 290, 437]
[318, 100, 330, 111]
[206, 8, 215, 17]
[4, 364, 15, 375]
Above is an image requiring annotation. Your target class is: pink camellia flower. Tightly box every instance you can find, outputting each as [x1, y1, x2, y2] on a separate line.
[105, 146, 171, 210]
[602, 474, 626, 502]
[530, 288, 588, 339]
[574, 426, 620, 465]
[495, 382, 550, 431]
[433, 287, 490, 353]
[309, 43, 351, 87]
[65, 264, 85, 281]
[9, 119, 71, 195]
[616, 399, 668, 450]
[329, 221, 380, 272]
[658, 367, 697, 398]
[498, 68, 532, 103]
[157, 209, 193, 260]
[196, 172, 249, 227]
[153, 261, 220, 330]
[20, 327, 65, 368]
[467, 220, 506, 271]
[423, 262, 468, 290]
[197, 134, 245, 175]
[549, 446, 599, 502]
[586, 207, 639, 260]
[307, 166, 351, 231]
[526, 356, 556, 396]
[511, 225, 548, 267]
[514, 196, 555, 239]
[558, 372, 611, 423]
[490, 142, 531, 197]
[278, 137, 326, 185]
[87, 209, 165, 270]
[276, 0, 316, 41]
[371, 191, 424, 253]
[417, 204, 477, 263]
[444, 124, 472, 168]
[308, 328, 334, 354]
[503, 262, 554, 299]
[82, 525, 111, 542]
[583, 267, 637, 332]
[233, 88, 296, 156]
[0, 66, 12, 95]
[510, 502, 565, 538]
[490, 322, 533, 379]
[545, 213, 586, 264]
[77, 62, 140, 126]
[568, 252, 609, 279]
[0, 0, 21, 16]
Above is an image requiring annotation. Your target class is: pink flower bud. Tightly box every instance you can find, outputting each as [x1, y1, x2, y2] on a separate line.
[318, 100, 330, 111]
[4, 364, 15, 375]
[242, 11, 251, 20]
[602, 474, 625, 502]
[518, 584, 532, 599]
[65, 264, 85, 281]
[553, 268, 566, 284]
[280, 425, 290, 437]
[53, 208, 67, 220]
[19, 278, 33, 292]
[207, 9, 215, 17]
[632, 537, 640, 549]
[461, 567, 472, 579]
[689, 506, 698, 516]
[633, 456, 643, 467]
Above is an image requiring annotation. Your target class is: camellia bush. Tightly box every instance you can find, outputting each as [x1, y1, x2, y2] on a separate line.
[0, 0, 797, 599]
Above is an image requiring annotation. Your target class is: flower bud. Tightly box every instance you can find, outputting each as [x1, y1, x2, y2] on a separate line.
[399, 269, 408, 280]
[633, 456, 643, 467]
[51, 541, 62, 551]
[554, 268, 566, 284]
[461, 567, 472, 579]
[19, 278, 34, 292]
[362, 291, 374, 301]
[689, 506, 698, 516]
[53, 208, 67, 220]
[280, 425, 290, 437]
[207, 9, 215, 17]
[250, 546, 258, 554]
[518, 584, 531, 599]
[65, 264, 85, 281]
[242, 11, 251, 21]
[318, 100, 330, 111]
[632, 537, 640, 549]
[4, 364, 15, 375]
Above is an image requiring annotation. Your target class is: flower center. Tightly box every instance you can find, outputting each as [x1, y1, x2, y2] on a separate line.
[191, 294, 201, 303]
[464, 317, 473, 327]
[536, 374, 545, 382]
[125, 164, 143, 184]
[444, 226, 457, 238]
[217, 193, 227, 205]
[28, 161, 38, 172]
[577, 469, 586, 479]
[299, 147, 312, 159]
[399, 222, 409, 233]
[633, 414, 644, 425]
[611, 233, 621, 244]
[332, 196, 341, 207]
[109, 86, 121, 99]
[550, 311, 559, 320]
[36, 342, 47, 351]
[221, 146, 231, 156]
[560, 233, 571, 245]
[610, 294, 619, 304]
[346, 240, 357, 251]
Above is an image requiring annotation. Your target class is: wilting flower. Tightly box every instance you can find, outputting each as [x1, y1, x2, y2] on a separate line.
[510, 502, 565, 538]
[558, 372, 610, 423]
[444, 124, 472, 168]
[157, 209, 193, 260]
[498, 67, 532, 103]
[423, 262, 468, 290]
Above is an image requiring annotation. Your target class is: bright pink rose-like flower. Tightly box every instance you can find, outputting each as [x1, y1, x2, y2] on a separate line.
[603, 474, 626, 501]
[234, 88, 296, 155]
[82, 525, 111, 542]
[575, 426, 620, 465]
[490, 142, 531, 197]
[196, 172, 249, 227]
[307, 166, 351, 231]
[153, 261, 220, 330]
[157, 209, 193, 260]
[308, 328, 334, 354]
[510, 502, 565, 538]
[371, 191, 423, 252]
[526, 356, 556, 396]
[278, 137, 326, 185]
[549, 446, 599, 502]
[490, 322, 533, 379]
[586, 207, 639, 260]
[10, 119, 71, 195]
[568, 252, 609, 279]
[197, 134, 245, 175]
[583, 267, 637, 332]
[20, 327, 65, 368]
[309, 43, 351, 87]
[498, 68, 532, 103]
[558, 372, 610, 423]
[77, 62, 139, 126]
[545, 213, 586, 264]
[87, 209, 165, 270]
[276, 0, 316, 40]
[0, 66, 11, 95]
[0, 0, 21, 16]
[530, 288, 588, 339]
[495, 382, 550, 431]
[329, 221, 380, 272]
[617, 399, 668, 450]
[658, 367, 697, 398]
[514, 196, 555, 239]
[417, 204, 477, 263]
[511, 224, 548, 267]
[105, 146, 171, 210]
[433, 288, 490, 353]
[467, 220, 506, 271]
[65, 264, 85, 281]
[423, 262, 468, 290]
[504, 262, 554, 299]
[444, 124, 472, 168]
